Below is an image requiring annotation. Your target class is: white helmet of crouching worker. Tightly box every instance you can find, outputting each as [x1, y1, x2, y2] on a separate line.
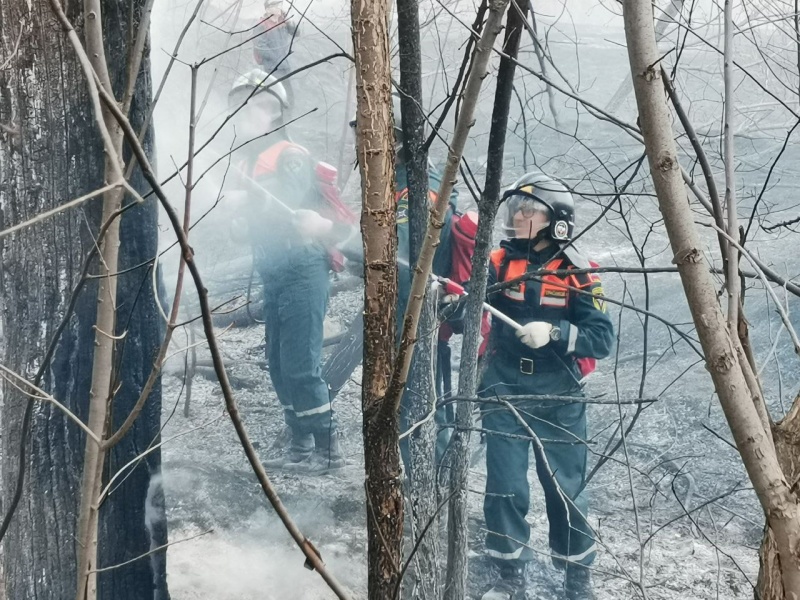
[501, 172, 576, 242]
[227, 69, 290, 133]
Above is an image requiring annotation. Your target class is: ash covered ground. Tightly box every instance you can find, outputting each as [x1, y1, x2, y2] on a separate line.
[159, 265, 785, 599]
[149, 1, 800, 597]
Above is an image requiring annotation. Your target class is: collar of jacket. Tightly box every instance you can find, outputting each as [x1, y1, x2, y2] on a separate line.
[499, 238, 563, 264]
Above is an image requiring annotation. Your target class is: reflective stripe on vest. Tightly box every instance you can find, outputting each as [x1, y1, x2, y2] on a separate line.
[490, 250, 570, 304]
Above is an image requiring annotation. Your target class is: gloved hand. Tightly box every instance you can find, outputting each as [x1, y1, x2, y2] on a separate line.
[293, 209, 333, 239]
[431, 280, 460, 305]
[516, 321, 553, 349]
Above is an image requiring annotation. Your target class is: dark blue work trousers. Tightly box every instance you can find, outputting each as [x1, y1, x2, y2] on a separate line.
[261, 247, 334, 434]
[479, 354, 595, 568]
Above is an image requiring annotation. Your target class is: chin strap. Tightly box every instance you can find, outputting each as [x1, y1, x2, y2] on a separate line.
[513, 228, 550, 247]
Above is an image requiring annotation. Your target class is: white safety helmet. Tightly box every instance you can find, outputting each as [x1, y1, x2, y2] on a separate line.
[228, 69, 289, 111]
[501, 172, 575, 241]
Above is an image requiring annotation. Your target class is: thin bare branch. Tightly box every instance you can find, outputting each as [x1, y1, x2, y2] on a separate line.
[0, 365, 101, 444]
[90, 529, 214, 574]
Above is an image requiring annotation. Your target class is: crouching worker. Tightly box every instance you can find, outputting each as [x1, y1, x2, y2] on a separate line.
[227, 69, 357, 475]
[479, 173, 614, 600]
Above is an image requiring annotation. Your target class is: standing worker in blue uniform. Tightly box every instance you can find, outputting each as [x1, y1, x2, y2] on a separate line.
[228, 69, 355, 475]
[479, 173, 614, 600]
[346, 105, 462, 468]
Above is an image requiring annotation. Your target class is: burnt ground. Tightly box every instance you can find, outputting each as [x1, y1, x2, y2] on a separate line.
[159, 259, 791, 600]
[150, 4, 800, 598]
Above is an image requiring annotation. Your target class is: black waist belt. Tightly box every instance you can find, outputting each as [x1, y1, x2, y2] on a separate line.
[494, 346, 572, 375]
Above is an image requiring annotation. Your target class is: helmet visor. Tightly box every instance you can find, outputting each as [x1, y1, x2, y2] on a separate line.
[503, 189, 551, 238]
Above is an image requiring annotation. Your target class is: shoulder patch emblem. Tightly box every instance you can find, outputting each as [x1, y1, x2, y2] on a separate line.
[592, 286, 607, 313]
[397, 191, 409, 224]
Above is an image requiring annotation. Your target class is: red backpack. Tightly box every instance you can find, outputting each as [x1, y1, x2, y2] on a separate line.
[449, 210, 479, 284]
[439, 210, 491, 354]
[245, 142, 357, 272]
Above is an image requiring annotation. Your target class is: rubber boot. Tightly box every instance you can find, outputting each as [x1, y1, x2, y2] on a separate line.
[262, 429, 314, 469]
[481, 564, 527, 600]
[286, 429, 346, 474]
[564, 564, 595, 600]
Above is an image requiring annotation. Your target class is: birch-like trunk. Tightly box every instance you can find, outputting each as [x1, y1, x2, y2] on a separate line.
[623, 0, 800, 595]
[350, 0, 403, 594]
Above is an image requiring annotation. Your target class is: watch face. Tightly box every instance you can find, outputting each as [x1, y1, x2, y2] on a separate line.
[550, 326, 561, 341]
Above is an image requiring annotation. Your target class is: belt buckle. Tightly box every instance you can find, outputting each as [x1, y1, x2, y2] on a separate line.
[519, 357, 534, 375]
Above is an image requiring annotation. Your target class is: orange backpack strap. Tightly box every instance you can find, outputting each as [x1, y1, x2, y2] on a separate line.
[491, 249, 528, 301]
[542, 258, 565, 282]
[490, 248, 506, 272]
[252, 140, 309, 178]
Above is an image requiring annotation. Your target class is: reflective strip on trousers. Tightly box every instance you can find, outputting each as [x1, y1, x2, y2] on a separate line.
[294, 403, 332, 417]
[552, 542, 597, 564]
[486, 542, 529, 561]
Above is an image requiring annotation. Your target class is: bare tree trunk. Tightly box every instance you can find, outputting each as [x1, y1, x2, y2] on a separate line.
[396, 0, 440, 594]
[403, 294, 440, 599]
[350, 0, 402, 595]
[444, 1, 526, 597]
[0, 1, 168, 599]
[387, 0, 510, 424]
[757, 394, 800, 599]
[624, 0, 800, 595]
[605, 0, 685, 114]
[75, 56, 125, 600]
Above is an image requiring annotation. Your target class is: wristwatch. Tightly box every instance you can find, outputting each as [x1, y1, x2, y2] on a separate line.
[549, 325, 561, 341]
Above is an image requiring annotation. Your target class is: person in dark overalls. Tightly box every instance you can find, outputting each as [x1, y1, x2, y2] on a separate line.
[479, 173, 614, 600]
[347, 107, 459, 469]
[228, 69, 354, 475]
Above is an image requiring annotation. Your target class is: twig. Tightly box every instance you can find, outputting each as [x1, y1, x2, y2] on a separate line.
[701, 423, 736, 450]
[99, 413, 225, 504]
[90, 529, 214, 574]
[0, 366, 101, 444]
[722, 0, 739, 330]
[703, 221, 800, 355]
[446, 394, 658, 406]
[612, 287, 649, 598]
[393, 488, 459, 599]
[104, 64, 200, 450]
[121, 0, 156, 115]
[0, 20, 24, 70]
[0, 182, 122, 241]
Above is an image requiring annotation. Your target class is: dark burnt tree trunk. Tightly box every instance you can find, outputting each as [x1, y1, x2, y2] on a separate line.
[396, 0, 441, 595]
[444, 1, 528, 597]
[0, 1, 168, 599]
